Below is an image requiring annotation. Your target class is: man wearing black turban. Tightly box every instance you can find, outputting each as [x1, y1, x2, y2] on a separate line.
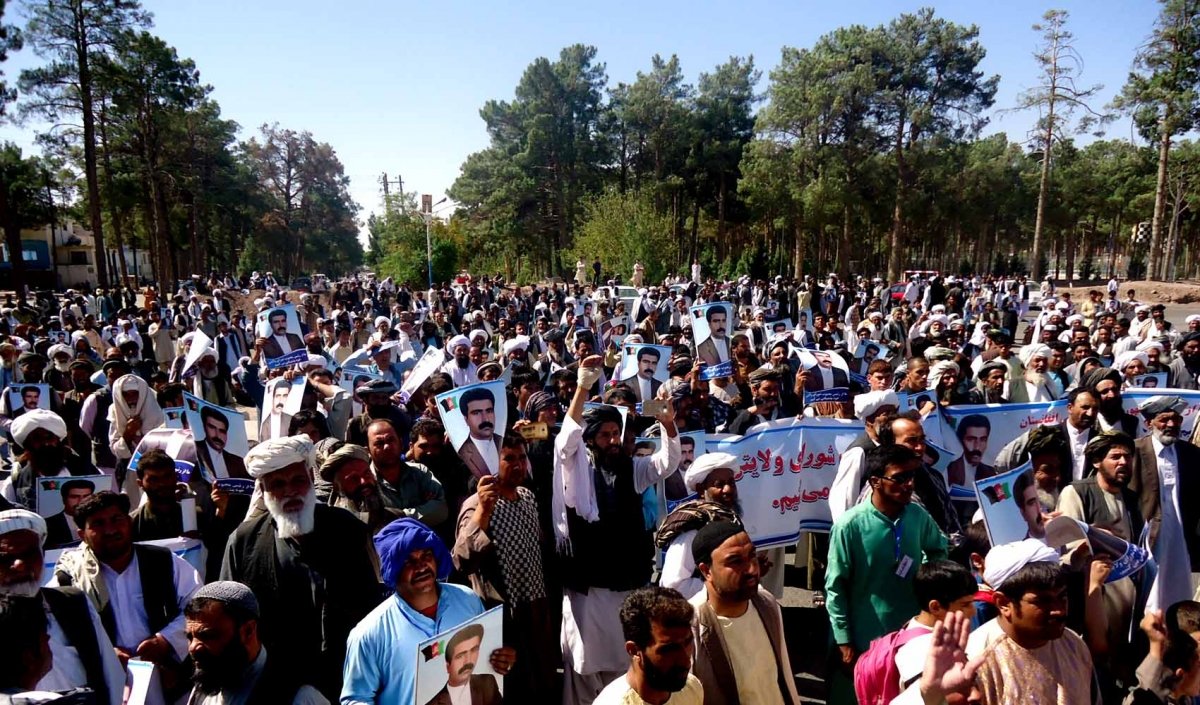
[1168, 332, 1200, 390]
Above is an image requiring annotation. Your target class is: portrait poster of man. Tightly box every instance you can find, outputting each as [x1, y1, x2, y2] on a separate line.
[182, 392, 250, 483]
[36, 474, 112, 525]
[600, 315, 630, 351]
[852, 340, 887, 375]
[691, 302, 734, 366]
[974, 462, 1041, 545]
[1134, 372, 1167, 389]
[616, 344, 671, 403]
[129, 428, 199, 483]
[768, 318, 794, 337]
[283, 375, 308, 416]
[795, 349, 851, 392]
[341, 365, 386, 416]
[414, 605, 504, 705]
[6, 383, 51, 417]
[37, 475, 111, 547]
[261, 377, 294, 441]
[435, 381, 508, 478]
[255, 303, 304, 362]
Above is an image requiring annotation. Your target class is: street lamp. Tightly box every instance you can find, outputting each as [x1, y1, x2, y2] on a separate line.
[421, 196, 448, 290]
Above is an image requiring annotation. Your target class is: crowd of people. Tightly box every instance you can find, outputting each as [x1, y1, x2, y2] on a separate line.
[0, 264, 1198, 705]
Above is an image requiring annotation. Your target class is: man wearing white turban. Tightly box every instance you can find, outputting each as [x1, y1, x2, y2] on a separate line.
[1007, 344, 1061, 403]
[440, 334, 478, 387]
[828, 390, 900, 523]
[1, 409, 98, 510]
[220, 436, 381, 701]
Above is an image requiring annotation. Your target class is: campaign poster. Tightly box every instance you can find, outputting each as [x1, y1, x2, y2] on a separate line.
[851, 339, 887, 375]
[128, 428, 199, 483]
[182, 392, 249, 482]
[691, 302, 734, 366]
[163, 407, 186, 430]
[283, 376, 308, 416]
[413, 606, 504, 705]
[795, 349, 851, 391]
[261, 377, 293, 441]
[436, 381, 508, 478]
[767, 318, 794, 338]
[399, 346, 448, 403]
[616, 344, 671, 402]
[1121, 388, 1200, 441]
[6, 383, 51, 417]
[1132, 373, 1168, 390]
[942, 401, 1067, 494]
[181, 330, 215, 378]
[974, 462, 1039, 546]
[36, 474, 113, 533]
[255, 304, 304, 363]
[600, 315, 630, 351]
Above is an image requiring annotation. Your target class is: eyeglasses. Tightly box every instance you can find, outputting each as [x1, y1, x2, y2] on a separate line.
[881, 470, 917, 485]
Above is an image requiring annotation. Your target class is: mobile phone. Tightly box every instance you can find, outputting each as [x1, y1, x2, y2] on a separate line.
[640, 400, 666, 418]
[519, 422, 549, 441]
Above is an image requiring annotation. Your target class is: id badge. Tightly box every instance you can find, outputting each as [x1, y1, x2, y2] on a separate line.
[895, 555, 914, 579]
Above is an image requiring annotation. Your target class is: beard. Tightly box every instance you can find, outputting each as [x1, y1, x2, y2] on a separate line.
[1153, 429, 1178, 446]
[641, 652, 690, 693]
[28, 445, 65, 474]
[192, 638, 251, 695]
[1024, 369, 1048, 386]
[0, 576, 42, 598]
[264, 485, 317, 539]
[338, 487, 383, 516]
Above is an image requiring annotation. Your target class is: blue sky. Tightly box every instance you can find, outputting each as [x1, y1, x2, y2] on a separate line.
[0, 0, 1161, 239]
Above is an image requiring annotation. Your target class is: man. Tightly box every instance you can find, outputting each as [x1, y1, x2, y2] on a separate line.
[966, 540, 1094, 704]
[421, 624, 502, 705]
[342, 518, 515, 705]
[0, 509, 125, 705]
[367, 419, 449, 529]
[346, 379, 413, 450]
[19, 385, 42, 411]
[454, 386, 503, 478]
[259, 308, 304, 361]
[441, 335, 478, 388]
[1127, 396, 1200, 611]
[43, 478, 94, 549]
[946, 414, 996, 489]
[1169, 331, 1200, 390]
[725, 367, 783, 435]
[803, 350, 851, 392]
[185, 581, 328, 704]
[1, 410, 98, 510]
[554, 355, 681, 704]
[1085, 366, 1140, 436]
[1007, 344, 1060, 403]
[696, 305, 731, 366]
[316, 439, 399, 535]
[220, 436, 381, 700]
[193, 405, 248, 482]
[626, 346, 663, 403]
[128, 449, 195, 542]
[593, 586, 702, 705]
[993, 388, 1099, 483]
[826, 445, 948, 705]
[690, 521, 801, 705]
[878, 412, 961, 538]
[52, 491, 200, 694]
[828, 390, 899, 522]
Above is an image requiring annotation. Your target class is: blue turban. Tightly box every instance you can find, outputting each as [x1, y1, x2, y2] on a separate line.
[373, 517, 453, 589]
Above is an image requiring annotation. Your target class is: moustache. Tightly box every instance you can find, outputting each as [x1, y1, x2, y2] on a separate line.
[457, 663, 475, 676]
[478, 422, 494, 432]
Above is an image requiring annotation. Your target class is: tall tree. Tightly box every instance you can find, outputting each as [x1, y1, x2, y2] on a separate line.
[19, 0, 151, 287]
[1013, 9, 1106, 281]
[869, 8, 999, 282]
[1114, 0, 1200, 279]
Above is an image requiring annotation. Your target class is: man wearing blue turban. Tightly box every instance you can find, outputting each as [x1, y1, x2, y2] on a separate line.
[342, 517, 515, 705]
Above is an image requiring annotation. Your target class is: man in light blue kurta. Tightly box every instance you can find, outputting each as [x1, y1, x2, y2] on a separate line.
[340, 518, 515, 705]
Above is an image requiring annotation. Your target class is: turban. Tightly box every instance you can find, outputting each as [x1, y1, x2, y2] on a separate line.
[245, 435, 314, 479]
[1187, 314, 1200, 325]
[1084, 431, 1135, 465]
[1113, 350, 1149, 372]
[1055, 301, 1071, 311]
[375, 517, 453, 589]
[1082, 366, 1121, 392]
[924, 346, 957, 362]
[581, 403, 623, 442]
[684, 452, 739, 493]
[47, 343, 71, 359]
[1139, 395, 1187, 420]
[502, 336, 530, 356]
[928, 361, 959, 390]
[305, 354, 327, 369]
[868, 311, 883, 321]
[1136, 304, 1152, 314]
[448, 335, 470, 351]
[983, 539, 1060, 590]
[11, 409, 67, 447]
[374, 316, 390, 329]
[854, 390, 899, 421]
[468, 329, 489, 345]
[1019, 344, 1051, 365]
[191, 581, 259, 618]
[1065, 314, 1084, 326]
[1136, 339, 1164, 353]
[928, 314, 950, 327]
[1026, 424, 1068, 457]
[977, 360, 1008, 380]
[664, 378, 692, 404]
[691, 520, 746, 566]
[0, 509, 46, 542]
[317, 442, 371, 482]
[524, 391, 557, 419]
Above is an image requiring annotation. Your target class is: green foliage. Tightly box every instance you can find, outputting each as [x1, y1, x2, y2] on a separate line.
[367, 206, 458, 287]
[568, 187, 677, 283]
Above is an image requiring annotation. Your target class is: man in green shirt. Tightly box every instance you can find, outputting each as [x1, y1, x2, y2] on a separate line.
[825, 443, 948, 705]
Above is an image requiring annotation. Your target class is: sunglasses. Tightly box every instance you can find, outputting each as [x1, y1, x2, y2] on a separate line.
[880, 470, 917, 485]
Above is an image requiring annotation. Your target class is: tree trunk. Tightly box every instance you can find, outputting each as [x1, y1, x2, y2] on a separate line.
[1150, 122, 1171, 280]
[97, 105, 130, 287]
[75, 24, 108, 288]
[0, 174, 25, 294]
[1031, 122, 1054, 281]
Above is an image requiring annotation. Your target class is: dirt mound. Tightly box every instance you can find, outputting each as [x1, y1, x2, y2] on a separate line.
[1057, 280, 1200, 305]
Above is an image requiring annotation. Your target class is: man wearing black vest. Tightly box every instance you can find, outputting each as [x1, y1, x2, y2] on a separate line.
[553, 355, 680, 705]
[79, 357, 132, 475]
[51, 492, 200, 698]
[0, 509, 125, 705]
[184, 581, 328, 705]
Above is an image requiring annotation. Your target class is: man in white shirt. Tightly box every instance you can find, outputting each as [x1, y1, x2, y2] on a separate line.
[440, 335, 478, 388]
[828, 391, 898, 521]
[1063, 388, 1099, 482]
[593, 586, 703, 705]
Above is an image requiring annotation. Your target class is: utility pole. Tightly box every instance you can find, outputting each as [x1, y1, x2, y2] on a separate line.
[380, 172, 404, 213]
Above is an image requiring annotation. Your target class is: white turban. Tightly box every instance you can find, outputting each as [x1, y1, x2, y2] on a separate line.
[245, 435, 315, 479]
[1055, 301, 1071, 311]
[448, 335, 470, 351]
[502, 336, 530, 356]
[0, 509, 46, 542]
[47, 343, 72, 360]
[983, 539, 1059, 589]
[928, 361, 960, 390]
[1136, 339, 1164, 353]
[373, 316, 390, 329]
[1114, 350, 1150, 372]
[11, 409, 67, 447]
[854, 390, 899, 420]
[1136, 304, 1152, 314]
[868, 311, 883, 321]
[1019, 344, 1051, 365]
[1187, 315, 1200, 325]
[468, 329, 489, 345]
[305, 354, 327, 369]
[683, 452, 739, 493]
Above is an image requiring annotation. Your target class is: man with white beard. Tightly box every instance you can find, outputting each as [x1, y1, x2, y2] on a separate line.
[219, 435, 381, 703]
[1006, 344, 1061, 403]
[0, 509, 125, 705]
